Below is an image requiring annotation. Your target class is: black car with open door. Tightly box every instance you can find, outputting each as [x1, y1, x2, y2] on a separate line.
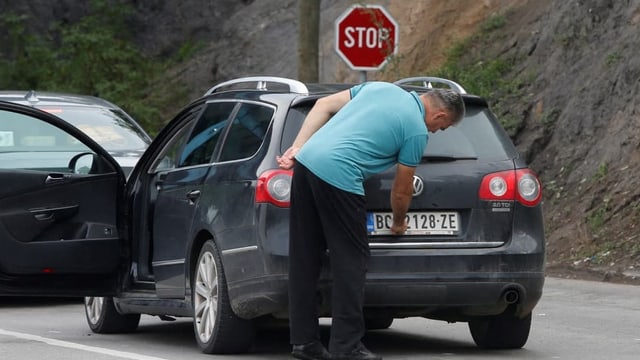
[0, 76, 545, 355]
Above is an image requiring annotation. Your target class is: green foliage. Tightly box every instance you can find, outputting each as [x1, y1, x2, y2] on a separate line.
[428, 12, 523, 133]
[555, 34, 572, 47]
[0, 14, 57, 88]
[479, 14, 506, 33]
[436, 56, 515, 99]
[0, 0, 186, 135]
[604, 52, 622, 67]
[587, 198, 610, 234]
[541, 108, 560, 128]
[173, 40, 205, 63]
[593, 161, 608, 182]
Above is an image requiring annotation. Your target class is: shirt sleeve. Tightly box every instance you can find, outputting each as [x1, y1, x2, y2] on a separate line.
[349, 82, 368, 99]
[398, 134, 428, 167]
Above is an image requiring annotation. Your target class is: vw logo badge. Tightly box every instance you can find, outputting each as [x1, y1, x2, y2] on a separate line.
[412, 176, 424, 197]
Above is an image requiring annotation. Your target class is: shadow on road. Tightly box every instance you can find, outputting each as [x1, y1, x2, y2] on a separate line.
[0, 296, 82, 307]
[127, 317, 529, 358]
[0, 297, 533, 358]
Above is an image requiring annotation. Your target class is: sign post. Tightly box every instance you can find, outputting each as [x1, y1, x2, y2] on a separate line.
[334, 5, 399, 81]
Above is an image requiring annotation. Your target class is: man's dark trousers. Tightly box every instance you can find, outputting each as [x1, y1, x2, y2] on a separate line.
[288, 163, 369, 354]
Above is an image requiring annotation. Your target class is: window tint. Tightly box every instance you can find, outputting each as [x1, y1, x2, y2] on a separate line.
[151, 122, 194, 172]
[219, 102, 274, 162]
[0, 109, 91, 171]
[149, 105, 204, 172]
[281, 106, 308, 153]
[179, 102, 236, 167]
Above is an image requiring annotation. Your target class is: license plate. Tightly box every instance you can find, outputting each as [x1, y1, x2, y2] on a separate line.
[367, 211, 459, 235]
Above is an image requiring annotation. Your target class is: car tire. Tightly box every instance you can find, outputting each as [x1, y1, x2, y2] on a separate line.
[364, 316, 394, 330]
[192, 240, 254, 354]
[468, 312, 532, 349]
[84, 296, 140, 333]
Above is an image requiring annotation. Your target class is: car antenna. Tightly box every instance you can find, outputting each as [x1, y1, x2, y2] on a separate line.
[25, 90, 40, 106]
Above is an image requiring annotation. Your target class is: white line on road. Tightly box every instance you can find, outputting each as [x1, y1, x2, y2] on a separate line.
[0, 328, 169, 360]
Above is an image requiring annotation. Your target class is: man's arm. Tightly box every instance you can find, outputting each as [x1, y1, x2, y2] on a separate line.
[277, 89, 351, 169]
[390, 164, 416, 235]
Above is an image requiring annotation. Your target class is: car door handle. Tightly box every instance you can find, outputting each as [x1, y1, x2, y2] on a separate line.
[45, 173, 67, 184]
[34, 212, 54, 221]
[30, 205, 79, 222]
[186, 190, 201, 204]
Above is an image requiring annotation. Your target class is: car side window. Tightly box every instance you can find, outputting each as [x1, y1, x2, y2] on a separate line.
[280, 105, 310, 153]
[0, 109, 92, 172]
[150, 123, 193, 173]
[219, 102, 274, 162]
[179, 102, 237, 167]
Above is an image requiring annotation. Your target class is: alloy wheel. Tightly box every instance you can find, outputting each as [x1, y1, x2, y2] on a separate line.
[85, 296, 104, 325]
[193, 251, 219, 343]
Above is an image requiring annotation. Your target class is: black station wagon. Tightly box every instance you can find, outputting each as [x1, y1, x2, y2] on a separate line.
[0, 76, 545, 354]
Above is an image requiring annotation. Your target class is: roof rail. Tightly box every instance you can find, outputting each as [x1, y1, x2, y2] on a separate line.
[204, 76, 309, 96]
[394, 76, 466, 94]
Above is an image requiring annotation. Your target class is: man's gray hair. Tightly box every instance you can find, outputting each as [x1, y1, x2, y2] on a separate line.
[427, 88, 465, 125]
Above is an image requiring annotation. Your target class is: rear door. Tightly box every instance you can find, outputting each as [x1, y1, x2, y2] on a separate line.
[0, 102, 125, 296]
[151, 101, 238, 298]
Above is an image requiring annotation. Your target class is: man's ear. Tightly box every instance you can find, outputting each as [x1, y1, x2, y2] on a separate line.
[435, 111, 448, 121]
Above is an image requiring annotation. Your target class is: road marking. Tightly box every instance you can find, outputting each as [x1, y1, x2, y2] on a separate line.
[0, 328, 169, 360]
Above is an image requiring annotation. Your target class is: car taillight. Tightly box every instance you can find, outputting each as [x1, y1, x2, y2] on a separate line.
[479, 169, 542, 207]
[256, 169, 293, 207]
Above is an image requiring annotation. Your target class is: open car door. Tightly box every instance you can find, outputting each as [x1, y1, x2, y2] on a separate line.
[0, 101, 126, 296]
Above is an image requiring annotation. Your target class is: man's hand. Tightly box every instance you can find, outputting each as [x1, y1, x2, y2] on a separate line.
[276, 90, 351, 170]
[390, 219, 408, 235]
[277, 146, 299, 170]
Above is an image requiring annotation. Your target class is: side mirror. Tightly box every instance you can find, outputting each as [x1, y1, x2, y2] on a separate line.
[68, 152, 96, 174]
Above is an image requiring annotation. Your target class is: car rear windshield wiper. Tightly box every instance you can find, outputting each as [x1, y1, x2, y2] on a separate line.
[421, 155, 478, 162]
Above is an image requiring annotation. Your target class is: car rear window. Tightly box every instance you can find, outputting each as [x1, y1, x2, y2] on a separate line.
[424, 104, 517, 160]
[282, 103, 517, 161]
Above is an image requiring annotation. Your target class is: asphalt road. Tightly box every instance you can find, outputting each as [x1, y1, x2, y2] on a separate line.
[1, 277, 639, 359]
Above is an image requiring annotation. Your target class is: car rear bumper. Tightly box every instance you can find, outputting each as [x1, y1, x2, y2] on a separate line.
[362, 271, 544, 320]
[228, 204, 545, 320]
[227, 252, 544, 320]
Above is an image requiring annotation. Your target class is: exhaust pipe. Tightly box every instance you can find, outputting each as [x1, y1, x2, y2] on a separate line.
[503, 289, 520, 304]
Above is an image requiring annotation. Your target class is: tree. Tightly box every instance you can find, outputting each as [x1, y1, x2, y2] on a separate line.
[297, 0, 320, 82]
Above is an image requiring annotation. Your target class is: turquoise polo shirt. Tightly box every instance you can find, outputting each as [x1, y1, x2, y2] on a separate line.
[296, 81, 428, 195]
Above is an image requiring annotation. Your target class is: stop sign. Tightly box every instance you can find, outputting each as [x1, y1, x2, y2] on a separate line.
[335, 5, 399, 71]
